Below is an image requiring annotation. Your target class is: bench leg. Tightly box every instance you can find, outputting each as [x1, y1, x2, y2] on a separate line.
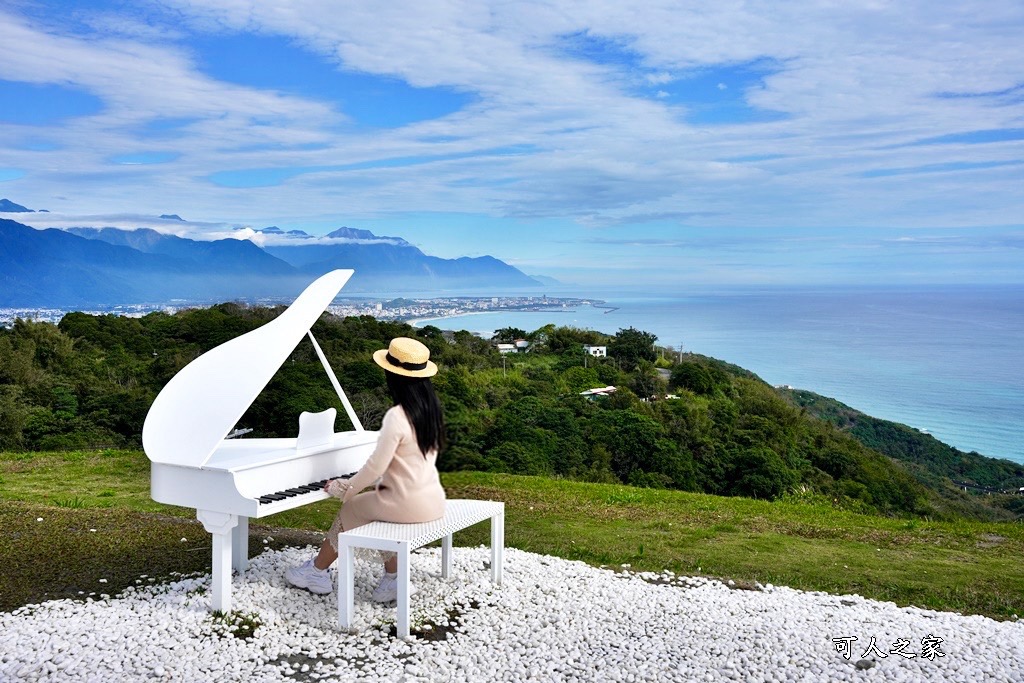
[441, 533, 453, 578]
[491, 511, 504, 585]
[338, 543, 354, 629]
[397, 545, 411, 638]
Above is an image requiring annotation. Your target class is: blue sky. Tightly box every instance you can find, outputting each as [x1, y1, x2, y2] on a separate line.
[1, 0, 1023, 287]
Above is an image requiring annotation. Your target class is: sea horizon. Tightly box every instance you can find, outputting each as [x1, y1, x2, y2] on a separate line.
[410, 282, 1024, 466]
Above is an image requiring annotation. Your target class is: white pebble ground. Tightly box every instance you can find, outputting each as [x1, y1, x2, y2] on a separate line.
[2, 545, 1022, 682]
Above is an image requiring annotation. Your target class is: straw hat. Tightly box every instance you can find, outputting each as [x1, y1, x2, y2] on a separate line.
[372, 337, 438, 378]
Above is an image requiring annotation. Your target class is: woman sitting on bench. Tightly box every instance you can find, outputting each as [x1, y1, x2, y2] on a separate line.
[286, 336, 446, 602]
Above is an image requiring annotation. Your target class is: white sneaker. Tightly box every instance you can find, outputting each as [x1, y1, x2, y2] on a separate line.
[371, 572, 417, 603]
[285, 559, 333, 595]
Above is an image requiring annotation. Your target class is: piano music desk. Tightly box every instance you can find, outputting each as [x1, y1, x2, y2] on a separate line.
[336, 499, 505, 639]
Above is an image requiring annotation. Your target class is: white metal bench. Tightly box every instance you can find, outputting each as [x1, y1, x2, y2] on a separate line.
[336, 499, 504, 638]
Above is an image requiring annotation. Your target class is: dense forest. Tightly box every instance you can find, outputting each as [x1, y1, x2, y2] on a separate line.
[781, 389, 1024, 517]
[0, 304, 1019, 521]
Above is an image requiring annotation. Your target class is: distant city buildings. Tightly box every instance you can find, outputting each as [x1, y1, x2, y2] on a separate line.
[0, 304, 175, 327]
[1, 296, 599, 329]
[326, 295, 594, 324]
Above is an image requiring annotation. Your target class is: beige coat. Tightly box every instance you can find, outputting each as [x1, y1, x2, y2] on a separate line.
[326, 404, 445, 548]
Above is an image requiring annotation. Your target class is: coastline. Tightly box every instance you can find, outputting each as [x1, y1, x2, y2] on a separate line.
[396, 291, 1023, 465]
[407, 310, 493, 328]
[409, 304, 588, 330]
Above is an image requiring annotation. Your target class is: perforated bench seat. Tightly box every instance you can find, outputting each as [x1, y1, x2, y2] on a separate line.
[336, 498, 505, 638]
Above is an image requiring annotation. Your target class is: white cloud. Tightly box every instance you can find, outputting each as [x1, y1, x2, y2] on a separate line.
[3, 210, 245, 237]
[3, 209, 414, 249]
[645, 71, 674, 85]
[0, 0, 1022, 285]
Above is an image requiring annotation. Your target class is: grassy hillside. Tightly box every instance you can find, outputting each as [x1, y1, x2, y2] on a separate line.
[2, 450, 1023, 621]
[2, 310, 959, 520]
[780, 388, 1024, 520]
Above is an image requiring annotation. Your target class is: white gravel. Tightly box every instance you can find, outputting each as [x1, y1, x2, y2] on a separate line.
[2, 545, 1022, 682]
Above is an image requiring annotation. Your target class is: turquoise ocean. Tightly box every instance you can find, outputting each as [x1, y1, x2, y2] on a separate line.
[412, 284, 1024, 464]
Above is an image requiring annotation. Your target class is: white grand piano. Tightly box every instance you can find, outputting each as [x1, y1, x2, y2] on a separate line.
[143, 269, 379, 612]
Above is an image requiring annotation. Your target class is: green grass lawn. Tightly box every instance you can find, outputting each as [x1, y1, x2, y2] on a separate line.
[3, 449, 1023, 620]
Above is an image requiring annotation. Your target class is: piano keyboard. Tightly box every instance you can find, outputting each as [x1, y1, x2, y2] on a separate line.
[257, 474, 356, 505]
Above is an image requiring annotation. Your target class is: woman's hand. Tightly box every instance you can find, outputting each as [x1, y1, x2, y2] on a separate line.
[325, 478, 351, 499]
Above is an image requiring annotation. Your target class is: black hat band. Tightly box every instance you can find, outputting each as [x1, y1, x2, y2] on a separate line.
[386, 352, 428, 371]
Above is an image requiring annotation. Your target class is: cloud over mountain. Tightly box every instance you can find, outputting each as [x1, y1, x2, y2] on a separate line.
[0, 213, 540, 306]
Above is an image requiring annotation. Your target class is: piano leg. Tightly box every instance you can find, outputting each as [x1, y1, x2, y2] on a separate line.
[232, 516, 249, 574]
[197, 510, 239, 613]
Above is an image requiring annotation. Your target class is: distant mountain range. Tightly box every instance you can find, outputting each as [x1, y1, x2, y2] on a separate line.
[0, 200, 542, 306]
[0, 199, 37, 213]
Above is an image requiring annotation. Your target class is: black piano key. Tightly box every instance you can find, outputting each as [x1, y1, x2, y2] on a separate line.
[257, 473, 357, 505]
[258, 490, 303, 505]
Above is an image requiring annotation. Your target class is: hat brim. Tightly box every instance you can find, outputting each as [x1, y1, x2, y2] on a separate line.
[373, 348, 438, 378]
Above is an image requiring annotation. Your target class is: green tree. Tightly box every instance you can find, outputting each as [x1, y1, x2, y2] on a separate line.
[608, 327, 657, 371]
[589, 409, 662, 485]
[492, 327, 527, 343]
[418, 325, 444, 339]
[0, 334, 41, 386]
[630, 361, 666, 400]
[728, 447, 797, 500]
[670, 361, 714, 395]
[9, 318, 76, 372]
[50, 385, 78, 419]
[0, 386, 29, 450]
[339, 359, 386, 394]
[536, 326, 601, 354]
[560, 366, 603, 394]
[484, 395, 587, 476]
[594, 362, 622, 386]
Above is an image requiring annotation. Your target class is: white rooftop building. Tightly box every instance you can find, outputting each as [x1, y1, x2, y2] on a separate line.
[580, 385, 617, 399]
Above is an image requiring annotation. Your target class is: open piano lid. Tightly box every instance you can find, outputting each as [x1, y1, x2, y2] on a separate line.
[143, 269, 353, 468]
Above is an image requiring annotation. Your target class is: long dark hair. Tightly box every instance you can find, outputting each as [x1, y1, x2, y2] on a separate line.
[385, 371, 445, 456]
